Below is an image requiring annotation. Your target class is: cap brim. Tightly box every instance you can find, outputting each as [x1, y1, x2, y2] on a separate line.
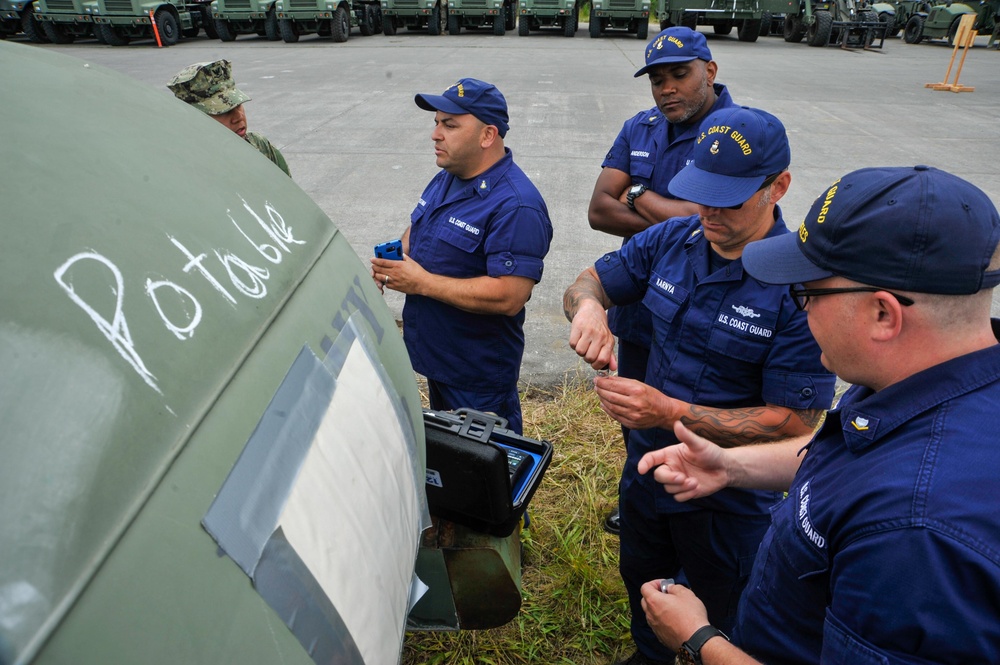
[415, 93, 468, 116]
[634, 56, 698, 78]
[199, 88, 251, 115]
[668, 164, 765, 208]
[742, 233, 835, 286]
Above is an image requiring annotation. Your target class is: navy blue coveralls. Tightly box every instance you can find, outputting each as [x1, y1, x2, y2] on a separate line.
[596, 212, 835, 661]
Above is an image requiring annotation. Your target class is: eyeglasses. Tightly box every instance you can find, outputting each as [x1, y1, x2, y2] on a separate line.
[789, 286, 916, 311]
[724, 172, 782, 211]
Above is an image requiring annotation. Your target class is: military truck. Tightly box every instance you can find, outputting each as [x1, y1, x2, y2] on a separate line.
[517, 0, 579, 36]
[656, 0, 788, 42]
[781, 0, 887, 47]
[445, 0, 515, 34]
[0, 0, 49, 41]
[274, 0, 381, 41]
[380, 0, 446, 34]
[90, 0, 215, 44]
[32, 0, 102, 43]
[2, 39, 541, 665]
[211, 0, 280, 40]
[903, 0, 997, 43]
[588, 0, 650, 38]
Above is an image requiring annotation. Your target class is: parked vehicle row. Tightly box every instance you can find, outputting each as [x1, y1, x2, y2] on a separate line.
[2, 0, 994, 43]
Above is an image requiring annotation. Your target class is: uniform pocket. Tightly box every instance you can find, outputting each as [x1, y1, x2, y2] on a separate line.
[756, 488, 828, 604]
[438, 219, 483, 254]
[821, 611, 889, 665]
[706, 296, 778, 364]
[642, 271, 688, 324]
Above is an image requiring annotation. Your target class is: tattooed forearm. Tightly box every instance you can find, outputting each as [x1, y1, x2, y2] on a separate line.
[562, 269, 612, 322]
[679, 405, 825, 448]
[793, 408, 826, 431]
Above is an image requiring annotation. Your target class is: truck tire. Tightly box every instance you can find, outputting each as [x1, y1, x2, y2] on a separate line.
[428, 2, 443, 34]
[154, 8, 180, 45]
[903, 14, 923, 42]
[737, 18, 760, 41]
[448, 12, 460, 33]
[42, 21, 75, 43]
[563, 13, 575, 35]
[880, 11, 898, 37]
[91, 23, 107, 42]
[492, 12, 504, 34]
[759, 11, 771, 35]
[589, 16, 600, 36]
[806, 9, 832, 45]
[713, 20, 732, 34]
[265, 7, 280, 39]
[215, 18, 236, 40]
[359, 4, 373, 34]
[98, 22, 130, 44]
[279, 17, 299, 41]
[946, 16, 962, 45]
[681, 11, 696, 28]
[202, 7, 219, 37]
[518, 14, 529, 34]
[783, 12, 803, 41]
[22, 4, 50, 43]
[384, 14, 396, 33]
[331, 4, 350, 40]
[636, 17, 647, 38]
[860, 9, 878, 46]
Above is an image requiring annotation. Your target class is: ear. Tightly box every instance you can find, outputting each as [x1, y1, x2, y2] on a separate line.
[768, 171, 792, 204]
[870, 292, 905, 342]
[480, 124, 499, 149]
[704, 60, 718, 86]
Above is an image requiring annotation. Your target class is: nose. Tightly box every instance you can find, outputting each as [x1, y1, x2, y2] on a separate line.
[655, 80, 677, 95]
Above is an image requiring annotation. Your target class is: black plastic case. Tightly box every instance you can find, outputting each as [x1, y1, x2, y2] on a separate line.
[423, 408, 553, 537]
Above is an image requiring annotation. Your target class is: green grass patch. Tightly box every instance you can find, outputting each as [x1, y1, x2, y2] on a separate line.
[402, 377, 632, 665]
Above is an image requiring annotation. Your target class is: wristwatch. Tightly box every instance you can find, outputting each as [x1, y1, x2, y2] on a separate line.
[626, 183, 648, 210]
[676, 625, 730, 665]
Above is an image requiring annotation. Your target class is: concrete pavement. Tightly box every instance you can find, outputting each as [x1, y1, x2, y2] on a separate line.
[24, 28, 1000, 385]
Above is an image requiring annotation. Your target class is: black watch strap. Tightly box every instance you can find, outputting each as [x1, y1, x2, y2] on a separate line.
[626, 184, 647, 210]
[679, 625, 729, 665]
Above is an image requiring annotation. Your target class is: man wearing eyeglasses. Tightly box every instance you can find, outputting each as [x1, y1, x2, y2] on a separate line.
[564, 106, 836, 665]
[636, 165, 1000, 665]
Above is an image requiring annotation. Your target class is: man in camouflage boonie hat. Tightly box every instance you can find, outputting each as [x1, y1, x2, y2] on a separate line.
[167, 60, 291, 177]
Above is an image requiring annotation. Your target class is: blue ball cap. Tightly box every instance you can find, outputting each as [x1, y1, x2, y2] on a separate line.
[668, 106, 791, 208]
[742, 166, 1000, 295]
[414, 78, 510, 138]
[634, 27, 713, 78]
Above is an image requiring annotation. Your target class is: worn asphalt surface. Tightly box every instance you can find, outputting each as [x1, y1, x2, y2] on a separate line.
[20, 26, 1000, 385]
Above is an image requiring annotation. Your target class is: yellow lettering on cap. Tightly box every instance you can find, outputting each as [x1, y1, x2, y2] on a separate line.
[729, 130, 752, 156]
[816, 182, 839, 224]
[668, 36, 684, 48]
[456, 83, 465, 97]
[798, 222, 808, 243]
[706, 125, 729, 136]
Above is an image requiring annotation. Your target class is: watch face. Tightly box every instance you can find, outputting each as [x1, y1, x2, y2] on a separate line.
[630, 185, 643, 195]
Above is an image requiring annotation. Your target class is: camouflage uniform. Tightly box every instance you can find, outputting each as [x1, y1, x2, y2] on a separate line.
[167, 60, 291, 177]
